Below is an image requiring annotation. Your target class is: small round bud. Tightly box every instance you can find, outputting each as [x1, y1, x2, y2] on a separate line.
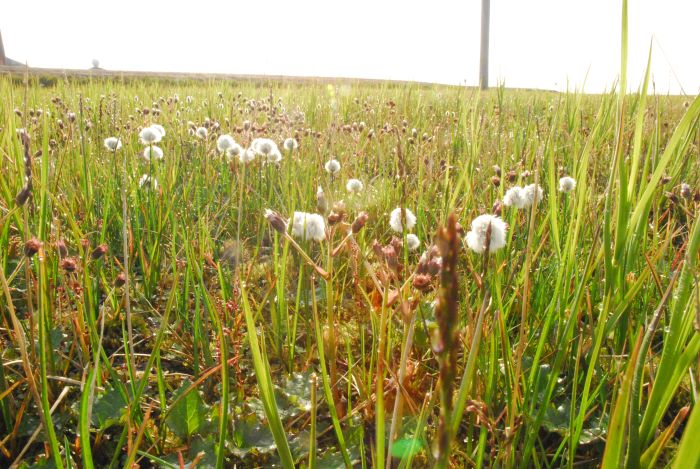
[24, 237, 42, 258]
[91, 244, 108, 260]
[352, 212, 369, 234]
[60, 257, 78, 273]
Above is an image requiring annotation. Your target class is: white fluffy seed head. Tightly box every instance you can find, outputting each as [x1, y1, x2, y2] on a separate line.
[225, 143, 243, 162]
[139, 126, 162, 144]
[283, 137, 298, 151]
[558, 176, 576, 193]
[325, 159, 341, 175]
[503, 186, 527, 209]
[346, 178, 364, 193]
[465, 214, 507, 254]
[389, 207, 417, 233]
[103, 137, 122, 151]
[239, 148, 256, 163]
[291, 212, 326, 242]
[216, 134, 236, 153]
[151, 124, 166, 138]
[142, 145, 164, 161]
[195, 127, 208, 139]
[406, 233, 421, 251]
[523, 184, 544, 206]
[252, 138, 282, 163]
[138, 174, 158, 190]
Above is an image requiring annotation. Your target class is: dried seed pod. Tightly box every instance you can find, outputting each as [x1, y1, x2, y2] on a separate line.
[352, 212, 369, 234]
[60, 257, 78, 273]
[115, 272, 127, 287]
[492, 200, 503, 217]
[55, 240, 68, 257]
[413, 274, 432, 291]
[264, 209, 288, 234]
[91, 244, 108, 260]
[24, 237, 42, 258]
[680, 183, 691, 199]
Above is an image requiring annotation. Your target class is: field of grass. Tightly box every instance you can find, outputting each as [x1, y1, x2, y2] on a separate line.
[0, 58, 699, 468]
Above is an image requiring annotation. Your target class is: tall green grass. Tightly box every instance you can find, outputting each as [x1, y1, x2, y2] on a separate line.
[0, 27, 698, 467]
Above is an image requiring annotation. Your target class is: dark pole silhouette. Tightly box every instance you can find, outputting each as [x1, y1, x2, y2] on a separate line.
[0, 30, 6, 66]
[479, 0, 490, 90]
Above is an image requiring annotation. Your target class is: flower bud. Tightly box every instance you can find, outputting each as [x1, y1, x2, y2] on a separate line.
[55, 240, 68, 257]
[412, 274, 432, 292]
[680, 183, 691, 199]
[264, 209, 288, 234]
[493, 200, 503, 217]
[352, 212, 369, 234]
[60, 257, 77, 273]
[91, 244, 108, 260]
[115, 272, 127, 287]
[24, 237, 42, 258]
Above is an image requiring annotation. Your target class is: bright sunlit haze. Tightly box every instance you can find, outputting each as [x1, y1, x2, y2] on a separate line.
[2, 0, 698, 94]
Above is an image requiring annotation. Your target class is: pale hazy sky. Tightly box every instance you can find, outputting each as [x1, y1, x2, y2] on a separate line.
[2, 1, 698, 94]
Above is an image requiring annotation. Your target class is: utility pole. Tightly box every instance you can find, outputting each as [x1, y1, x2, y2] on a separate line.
[479, 0, 490, 90]
[0, 30, 6, 66]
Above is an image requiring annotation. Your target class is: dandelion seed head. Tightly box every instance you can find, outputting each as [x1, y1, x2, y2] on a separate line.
[523, 184, 544, 206]
[291, 212, 326, 242]
[325, 159, 341, 175]
[103, 137, 122, 151]
[139, 126, 162, 144]
[142, 145, 164, 161]
[406, 233, 421, 251]
[239, 147, 256, 163]
[503, 186, 527, 209]
[138, 174, 158, 190]
[216, 134, 236, 153]
[558, 176, 576, 193]
[283, 137, 298, 151]
[195, 127, 208, 139]
[465, 214, 507, 254]
[346, 178, 364, 193]
[389, 207, 417, 233]
[225, 143, 244, 162]
[150, 124, 166, 138]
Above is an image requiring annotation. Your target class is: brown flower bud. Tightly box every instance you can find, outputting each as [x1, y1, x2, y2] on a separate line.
[372, 240, 384, 258]
[91, 244, 108, 260]
[24, 237, 42, 258]
[15, 186, 31, 206]
[264, 209, 288, 234]
[506, 170, 517, 182]
[382, 245, 398, 270]
[660, 175, 671, 185]
[665, 192, 679, 204]
[115, 272, 127, 287]
[328, 202, 347, 226]
[316, 187, 328, 215]
[493, 165, 501, 177]
[491, 176, 501, 187]
[427, 257, 443, 276]
[493, 200, 503, 217]
[680, 183, 691, 199]
[412, 274, 432, 291]
[55, 240, 68, 257]
[352, 212, 369, 234]
[60, 257, 78, 273]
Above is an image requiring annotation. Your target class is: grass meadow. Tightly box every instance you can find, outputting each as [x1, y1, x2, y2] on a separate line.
[1, 38, 699, 468]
